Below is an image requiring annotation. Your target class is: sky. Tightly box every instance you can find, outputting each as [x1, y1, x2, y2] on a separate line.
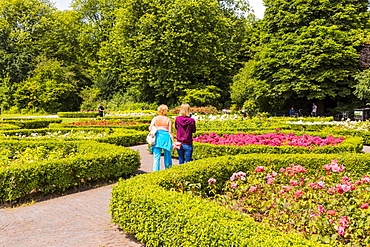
[52, 0, 266, 19]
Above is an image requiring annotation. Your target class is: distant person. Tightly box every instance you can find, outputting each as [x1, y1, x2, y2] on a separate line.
[289, 107, 296, 117]
[311, 103, 317, 117]
[175, 103, 196, 164]
[98, 103, 104, 117]
[149, 104, 173, 171]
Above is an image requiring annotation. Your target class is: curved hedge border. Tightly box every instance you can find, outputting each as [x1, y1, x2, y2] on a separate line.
[0, 124, 20, 130]
[0, 128, 147, 147]
[0, 140, 140, 203]
[111, 153, 370, 246]
[0, 118, 62, 129]
[50, 122, 150, 132]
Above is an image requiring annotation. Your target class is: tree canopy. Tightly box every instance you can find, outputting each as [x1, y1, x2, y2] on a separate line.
[0, 0, 370, 114]
[231, 0, 370, 113]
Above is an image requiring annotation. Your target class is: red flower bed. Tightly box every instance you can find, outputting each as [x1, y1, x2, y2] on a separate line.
[194, 132, 344, 147]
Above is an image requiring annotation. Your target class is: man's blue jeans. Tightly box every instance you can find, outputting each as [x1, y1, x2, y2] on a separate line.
[177, 144, 193, 164]
[152, 147, 172, 171]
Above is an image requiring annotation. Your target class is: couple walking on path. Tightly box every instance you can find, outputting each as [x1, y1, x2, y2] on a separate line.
[149, 103, 196, 172]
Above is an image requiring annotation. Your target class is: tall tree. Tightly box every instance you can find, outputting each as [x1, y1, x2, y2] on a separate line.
[97, 0, 251, 105]
[14, 56, 78, 112]
[233, 0, 369, 112]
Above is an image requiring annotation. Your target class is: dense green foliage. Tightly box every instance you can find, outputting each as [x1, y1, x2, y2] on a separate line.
[0, 140, 140, 203]
[1, 0, 370, 116]
[0, 0, 251, 113]
[231, 0, 370, 114]
[96, 0, 250, 105]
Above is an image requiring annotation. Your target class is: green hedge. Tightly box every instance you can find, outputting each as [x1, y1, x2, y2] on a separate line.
[0, 140, 140, 203]
[111, 153, 369, 246]
[0, 128, 147, 147]
[0, 118, 62, 129]
[329, 129, 370, 145]
[0, 123, 20, 130]
[50, 122, 150, 132]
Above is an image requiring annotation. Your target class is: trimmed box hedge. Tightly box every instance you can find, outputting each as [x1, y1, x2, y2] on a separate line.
[50, 122, 150, 132]
[111, 153, 370, 246]
[0, 118, 62, 129]
[0, 128, 147, 147]
[0, 140, 140, 203]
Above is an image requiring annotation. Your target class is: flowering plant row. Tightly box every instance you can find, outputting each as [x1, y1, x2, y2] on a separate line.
[169, 106, 219, 115]
[2, 130, 109, 140]
[206, 160, 370, 246]
[63, 120, 148, 126]
[194, 132, 344, 147]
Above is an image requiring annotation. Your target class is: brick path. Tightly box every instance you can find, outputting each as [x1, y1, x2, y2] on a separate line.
[0, 144, 178, 247]
[0, 144, 368, 246]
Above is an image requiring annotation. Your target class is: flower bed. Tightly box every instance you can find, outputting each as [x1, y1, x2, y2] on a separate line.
[204, 160, 370, 246]
[64, 120, 149, 126]
[194, 132, 344, 147]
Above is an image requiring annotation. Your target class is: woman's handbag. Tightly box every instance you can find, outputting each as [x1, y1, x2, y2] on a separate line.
[147, 117, 157, 145]
[146, 126, 157, 145]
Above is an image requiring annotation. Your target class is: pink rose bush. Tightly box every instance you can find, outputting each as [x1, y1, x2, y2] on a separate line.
[205, 160, 370, 246]
[194, 132, 344, 148]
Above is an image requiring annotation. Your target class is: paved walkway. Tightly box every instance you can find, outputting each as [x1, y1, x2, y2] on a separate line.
[0, 144, 178, 247]
[0, 145, 368, 246]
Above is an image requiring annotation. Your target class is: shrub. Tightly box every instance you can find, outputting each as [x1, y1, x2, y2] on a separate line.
[111, 153, 370, 246]
[0, 140, 140, 203]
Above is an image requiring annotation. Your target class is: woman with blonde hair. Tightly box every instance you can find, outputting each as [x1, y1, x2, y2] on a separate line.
[175, 103, 196, 164]
[149, 104, 173, 171]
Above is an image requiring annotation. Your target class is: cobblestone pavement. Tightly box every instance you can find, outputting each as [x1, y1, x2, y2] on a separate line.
[0, 144, 178, 247]
[0, 144, 367, 246]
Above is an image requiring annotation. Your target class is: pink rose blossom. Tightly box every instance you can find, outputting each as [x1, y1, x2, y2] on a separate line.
[282, 185, 292, 191]
[289, 180, 298, 186]
[360, 204, 369, 209]
[327, 210, 337, 216]
[317, 181, 326, 188]
[249, 186, 257, 192]
[328, 187, 336, 194]
[362, 175, 370, 183]
[255, 166, 265, 173]
[230, 171, 246, 181]
[230, 183, 238, 188]
[207, 178, 217, 184]
[317, 205, 326, 214]
[339, 216, 349, 227]
[294, 190, 303, 197]
[267, 178, 275, 185]
[336, 226, 346, 236]
[355, 180, 362, 185]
